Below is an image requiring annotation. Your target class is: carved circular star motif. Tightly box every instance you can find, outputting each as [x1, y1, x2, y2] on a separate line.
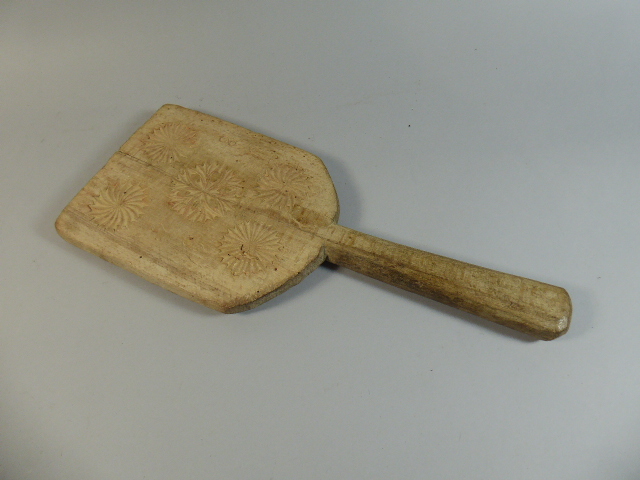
[89, 183, 148, 230]
[255, 165, 310, 208]
[169, 163, 243, 222]
[218, 222, 282, 275]
[143, 123, 198, 163]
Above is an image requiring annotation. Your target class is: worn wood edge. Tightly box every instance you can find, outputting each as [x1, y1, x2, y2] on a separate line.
[223, 247, 327, 313]
[493, 286, 571, 340]
[55, 210, 225, 310]
[461, 284, 571, 340]
[56, 210, 325, 313]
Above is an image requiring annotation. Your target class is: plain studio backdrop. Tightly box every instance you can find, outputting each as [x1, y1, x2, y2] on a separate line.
[2, 1, 640, 479]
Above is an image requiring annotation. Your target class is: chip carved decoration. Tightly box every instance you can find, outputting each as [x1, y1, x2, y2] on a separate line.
[143, 123, 198, 163]
[103, 122, 315, 279]
[168, 163, 243, 222]
[88, 183, 148, 230]
[254, 164, 311, 209]
[218, 222, 282, 276]
[140, 122, 314, 212]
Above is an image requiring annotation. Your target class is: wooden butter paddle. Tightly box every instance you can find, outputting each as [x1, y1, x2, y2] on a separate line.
[56, 105, 571, 340]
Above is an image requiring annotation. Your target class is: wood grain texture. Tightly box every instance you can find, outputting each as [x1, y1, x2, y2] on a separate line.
[318, 225, 571, 340]
[56, 105, 572, 340]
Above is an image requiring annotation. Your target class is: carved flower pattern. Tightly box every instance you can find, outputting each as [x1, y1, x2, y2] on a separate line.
[143, 123, 198, 163]
[255, 165, 310, 208]
[89, 183, 148, 230]
[169, 163, 243, 222]
[218, 222, 282, 275]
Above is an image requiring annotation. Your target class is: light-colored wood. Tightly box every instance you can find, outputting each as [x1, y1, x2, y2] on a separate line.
[318, 225, 571, 340]
[56, 104, 338, 313]
[56, 105, 572, 340]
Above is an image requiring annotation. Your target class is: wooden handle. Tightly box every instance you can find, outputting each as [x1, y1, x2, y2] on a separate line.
[317, 225, 571, 340]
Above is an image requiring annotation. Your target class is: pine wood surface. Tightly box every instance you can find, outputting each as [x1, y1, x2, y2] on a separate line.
[56, 105, 571, 340]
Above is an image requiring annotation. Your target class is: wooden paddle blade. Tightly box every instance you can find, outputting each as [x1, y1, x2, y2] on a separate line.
[56, 105, 339, 312]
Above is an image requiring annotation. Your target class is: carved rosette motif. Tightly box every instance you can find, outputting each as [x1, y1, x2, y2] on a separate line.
[143, 123, 198, 163]
[89, 183, 148, 230]
[255, 165, 310, 209]
[218, 222, 282, 275]
[169, 163, 243, 222]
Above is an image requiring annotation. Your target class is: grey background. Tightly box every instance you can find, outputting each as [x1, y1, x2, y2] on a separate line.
[2, 1, 640, 478]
